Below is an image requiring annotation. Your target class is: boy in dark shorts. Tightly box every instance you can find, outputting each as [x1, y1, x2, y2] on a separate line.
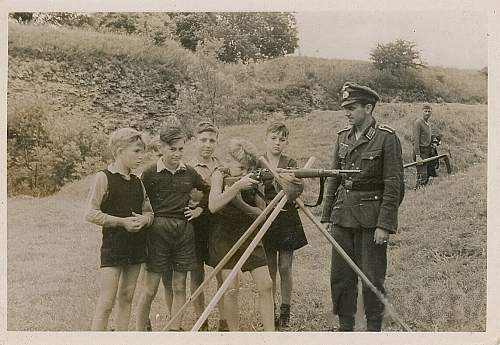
[184, 120, 222, 330]
[208, 138, 274, 331]
[135, 118, 210, 331]
[258, 121, 308, 329]
[85, 128, 153, 331]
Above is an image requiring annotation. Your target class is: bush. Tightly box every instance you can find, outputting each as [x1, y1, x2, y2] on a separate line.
[7, 97, 109, 196]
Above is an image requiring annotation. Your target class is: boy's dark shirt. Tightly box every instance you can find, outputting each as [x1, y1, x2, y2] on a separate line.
[142, 160, 210, 219]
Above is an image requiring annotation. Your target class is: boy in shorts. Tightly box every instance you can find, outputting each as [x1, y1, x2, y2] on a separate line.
[135, 119, 210, 331]
[85, 128, 153, 331]
[184, 120, 222, 330]
[258, 121, 308, 329]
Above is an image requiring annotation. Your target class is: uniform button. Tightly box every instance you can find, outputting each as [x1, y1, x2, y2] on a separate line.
[356, 167, 360, 169]
[374, 196, 378, 200]
[351, 163, 355, 166]
[370, 156, 374, 160]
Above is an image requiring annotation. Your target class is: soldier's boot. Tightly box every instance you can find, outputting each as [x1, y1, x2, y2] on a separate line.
[146, 318, 152, 332]
[278, 304, 291, 328]
[336, 315, 354, 332]
[366, 318, 383, 332]
[218, 319, 229, 332]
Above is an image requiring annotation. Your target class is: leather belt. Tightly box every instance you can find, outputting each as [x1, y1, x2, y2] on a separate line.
[341, 180, 384, 191]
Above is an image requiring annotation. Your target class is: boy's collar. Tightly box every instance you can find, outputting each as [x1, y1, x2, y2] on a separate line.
[188, 156, 219, 168]
[107, 164, 132, 177]
[157, 158, 186, 174]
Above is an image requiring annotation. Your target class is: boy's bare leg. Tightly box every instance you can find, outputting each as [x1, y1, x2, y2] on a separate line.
[190, 265, 206, 320]
[162, 269, 173, 316]
[219, 269, 240, 331]
[91, 267, 122, 331]
[135, 271, 161, 330]
[265, 250, 279, 303]
[168, 270, 188, 330]
[216, 273, 229, 330]
[114, 264, 142, 331]
[250, 266, 275, 331]
[278, 250, 294, 305]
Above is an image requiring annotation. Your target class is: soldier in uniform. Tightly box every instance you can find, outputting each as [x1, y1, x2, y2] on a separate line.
[413, 104, 433, 188]
[321, 82, 405, 332]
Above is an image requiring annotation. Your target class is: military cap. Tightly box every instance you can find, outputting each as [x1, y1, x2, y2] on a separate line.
[422, 103, 432, 110]
[340, 82, 380, 107]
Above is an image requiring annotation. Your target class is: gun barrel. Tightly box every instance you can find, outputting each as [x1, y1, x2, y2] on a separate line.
[276, 168, 361, 178]
[403, 153, 450, 169]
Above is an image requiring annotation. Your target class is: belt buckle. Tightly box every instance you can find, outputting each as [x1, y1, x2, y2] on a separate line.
[344, 180, 353, 189]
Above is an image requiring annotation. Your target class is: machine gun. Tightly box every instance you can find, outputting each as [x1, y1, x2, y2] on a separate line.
[275, 168, 361, 207]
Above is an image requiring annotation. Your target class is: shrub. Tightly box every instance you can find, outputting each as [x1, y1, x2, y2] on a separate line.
[7, 97, 109, 196]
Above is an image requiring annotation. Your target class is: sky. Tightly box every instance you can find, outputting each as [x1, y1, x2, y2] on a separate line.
[295, 11, 488, 70]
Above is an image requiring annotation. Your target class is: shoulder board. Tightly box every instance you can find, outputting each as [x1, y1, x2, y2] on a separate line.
[337, 126, 351, 135]
[378, 124, 395, 134]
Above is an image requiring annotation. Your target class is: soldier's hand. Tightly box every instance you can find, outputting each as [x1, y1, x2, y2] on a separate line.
[374, 227, 390, 245]
[416, 155, 423, 164]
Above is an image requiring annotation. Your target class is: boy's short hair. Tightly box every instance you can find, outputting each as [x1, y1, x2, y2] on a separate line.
[227, 138, 258, 170]
[266, 120, 290, 138]
[195, 120, 219, 136]
[109, 128, 146, 158]
[159, 116, 185, 145]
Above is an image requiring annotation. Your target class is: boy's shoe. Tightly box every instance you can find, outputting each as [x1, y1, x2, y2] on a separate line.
[278, 304, 291, 328]
[146, 319, 152, 332]
[199, 320, 209, 331]
[218, 319, 229, 331]
[274, 304, 280, 326]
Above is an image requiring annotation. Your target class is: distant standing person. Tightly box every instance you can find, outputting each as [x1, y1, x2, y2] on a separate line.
[321, 82, 405, 332]
[413, 104, 433, 188]
[85, 128, 153, 331]
[257, 120, 308, 329]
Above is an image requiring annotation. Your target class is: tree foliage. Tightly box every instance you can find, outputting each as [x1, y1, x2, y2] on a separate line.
[370, 39, 426, 72]
[170, 12, 299, 63]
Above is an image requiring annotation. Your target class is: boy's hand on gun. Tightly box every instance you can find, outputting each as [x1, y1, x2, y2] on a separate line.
[234, 173, 260, 190]
[184, 206, 203, 221]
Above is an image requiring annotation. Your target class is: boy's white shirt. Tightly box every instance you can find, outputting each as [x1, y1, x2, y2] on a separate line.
[156, 157, 186, 174]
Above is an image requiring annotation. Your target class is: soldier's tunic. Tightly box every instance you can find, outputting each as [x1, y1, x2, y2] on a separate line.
[321, 118, 404, 322]
[413, 117, 433, 187]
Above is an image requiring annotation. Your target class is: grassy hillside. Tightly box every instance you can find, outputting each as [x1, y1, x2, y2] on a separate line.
[8, 22, 487, 134]
[7, 107, 487, 331]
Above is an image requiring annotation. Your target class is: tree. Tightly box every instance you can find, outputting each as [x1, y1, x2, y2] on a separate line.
[170, 12, 299, 63]
[370, 39, 426, 72]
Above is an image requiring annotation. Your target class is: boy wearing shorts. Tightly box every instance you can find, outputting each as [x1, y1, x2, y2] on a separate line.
[85, 128, 153, 331]
[258, 121, 308, 328]
[136, 120, 209, 331]
[184, 120, 222, 330]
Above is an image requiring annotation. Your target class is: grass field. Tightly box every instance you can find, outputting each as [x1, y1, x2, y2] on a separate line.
[7, 107, 487, 332]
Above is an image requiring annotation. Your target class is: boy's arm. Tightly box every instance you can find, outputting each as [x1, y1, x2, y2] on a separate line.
[84, 172, 125, 228]
[140, 182, 154, 227]
[192, 168, 211, 213]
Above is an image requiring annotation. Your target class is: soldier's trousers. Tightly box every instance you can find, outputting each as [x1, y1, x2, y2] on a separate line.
[330, 225, 387, 321]
[414, 145, 432, 188]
